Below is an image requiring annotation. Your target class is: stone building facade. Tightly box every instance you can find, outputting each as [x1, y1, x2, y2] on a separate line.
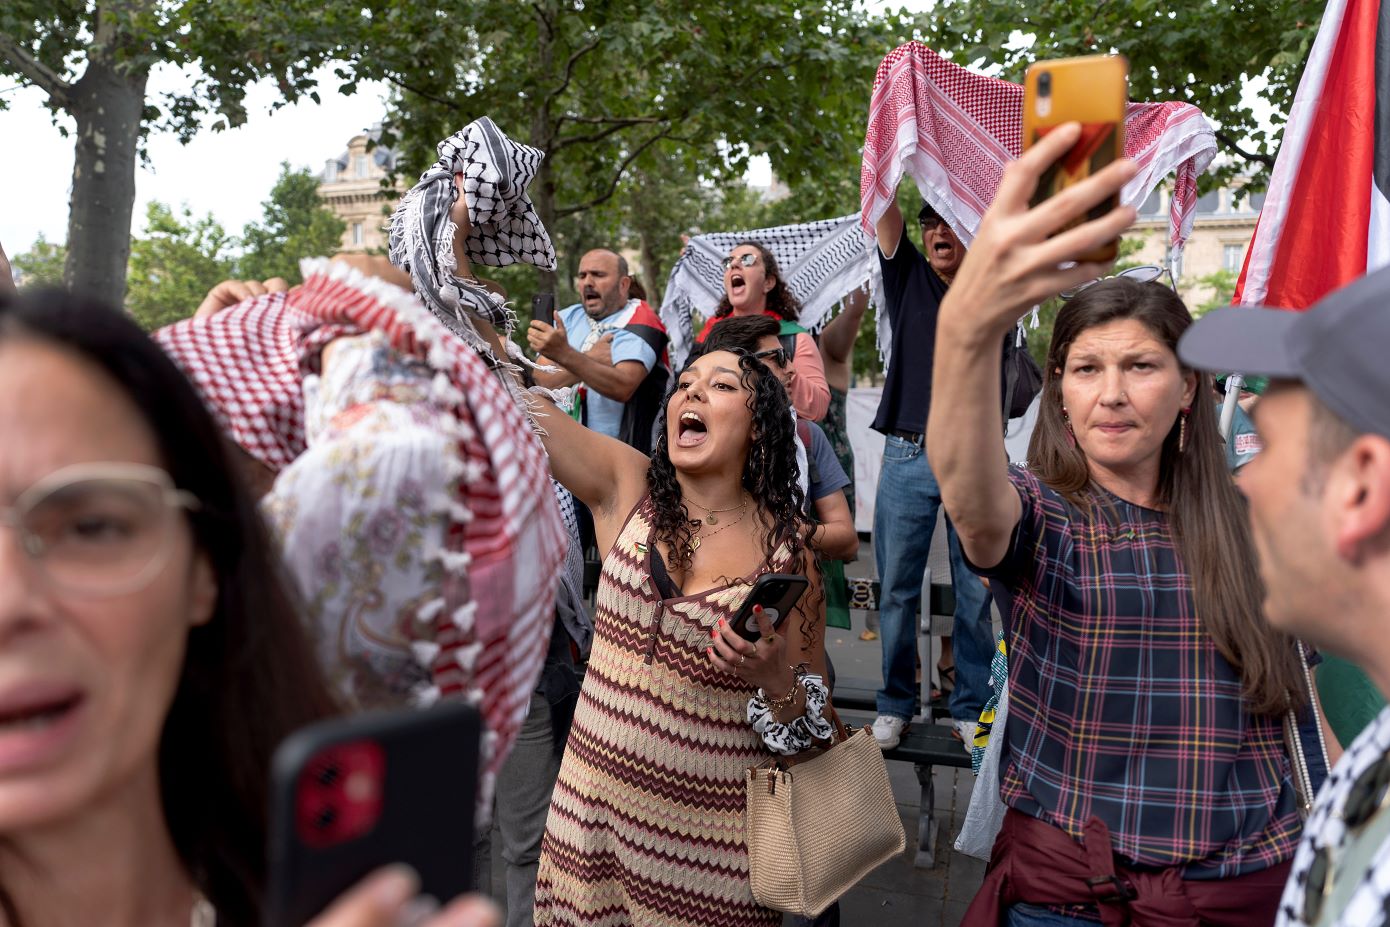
[317, 125, 403, 254]
[1129, 181, 1264, 307]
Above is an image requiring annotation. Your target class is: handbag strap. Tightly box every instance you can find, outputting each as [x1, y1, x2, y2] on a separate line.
[761, 700, 855, 772]
[823, 702, 852, 745]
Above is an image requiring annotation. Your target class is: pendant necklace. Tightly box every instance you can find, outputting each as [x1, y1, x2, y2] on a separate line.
[688, 498, 749, 554]
[686, 492, 748, 526]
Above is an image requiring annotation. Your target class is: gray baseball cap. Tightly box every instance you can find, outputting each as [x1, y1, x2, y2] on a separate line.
[1178, 265, 1390, 438]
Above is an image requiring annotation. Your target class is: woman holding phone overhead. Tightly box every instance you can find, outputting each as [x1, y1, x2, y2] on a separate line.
[931, 125, 1314, 926]
[516, 342, 830, 926]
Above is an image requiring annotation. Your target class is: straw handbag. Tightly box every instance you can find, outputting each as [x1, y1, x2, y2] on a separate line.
[745, 709, 906, 916]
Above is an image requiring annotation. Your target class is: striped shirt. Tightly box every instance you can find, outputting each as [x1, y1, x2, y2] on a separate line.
[975, 467, 1302, 879]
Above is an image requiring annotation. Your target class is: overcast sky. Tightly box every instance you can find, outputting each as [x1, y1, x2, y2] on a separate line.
[1, 64, 395, 256]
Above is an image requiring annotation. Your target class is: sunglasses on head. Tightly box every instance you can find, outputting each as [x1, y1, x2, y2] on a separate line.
[721, 253, 759, 271]
[750, 346, 789, 367]
[1060, 264, 1176, 300]
[1302, 755, 1390, 924]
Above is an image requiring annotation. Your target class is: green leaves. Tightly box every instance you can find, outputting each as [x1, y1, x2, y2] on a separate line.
[922, 0, 1324, 190]
[126, 200, 237, 330]
[124, 165, 344, 329]
[239, 163, 346, 283]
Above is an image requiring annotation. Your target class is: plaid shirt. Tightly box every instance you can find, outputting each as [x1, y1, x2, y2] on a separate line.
[978, 467, 1302, 879]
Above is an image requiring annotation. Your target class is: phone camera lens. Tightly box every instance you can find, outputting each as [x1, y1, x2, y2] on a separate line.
[314, 805, 338, 829]
[1037, 72, 1052, 96]
[316, 762, 342, 787]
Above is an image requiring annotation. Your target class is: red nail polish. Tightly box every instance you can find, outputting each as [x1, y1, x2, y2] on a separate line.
[753, 604, 763, 613]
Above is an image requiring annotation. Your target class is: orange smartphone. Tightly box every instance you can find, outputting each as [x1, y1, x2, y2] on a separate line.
[1021, 54, 1129, 262]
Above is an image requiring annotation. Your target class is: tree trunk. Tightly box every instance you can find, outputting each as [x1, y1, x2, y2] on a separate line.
[530, 4, 559, 295]
[63, 55, 147, 306]
[639, 230, 663, 306]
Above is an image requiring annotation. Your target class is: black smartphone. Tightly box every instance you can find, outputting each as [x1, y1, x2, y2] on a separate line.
[532, 292, 556, 327]
[731, 573, 810, 642]
[265, 702, 482, 927]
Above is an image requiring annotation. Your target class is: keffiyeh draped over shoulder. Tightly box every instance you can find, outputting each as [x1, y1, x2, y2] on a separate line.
[859, 42, 1217, 359]
[659, 214, 881, 369]
[153, 258, 567, 815]
[389, 116, 556, 357]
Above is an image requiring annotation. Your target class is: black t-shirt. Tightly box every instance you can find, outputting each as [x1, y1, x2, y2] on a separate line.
[871, 235, 949, 435]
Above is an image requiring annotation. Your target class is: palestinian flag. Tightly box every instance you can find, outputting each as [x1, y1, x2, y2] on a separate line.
[1234, 0, 1389, 310]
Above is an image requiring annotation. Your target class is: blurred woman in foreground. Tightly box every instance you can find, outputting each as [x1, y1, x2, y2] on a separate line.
[0, 289, 497, 926]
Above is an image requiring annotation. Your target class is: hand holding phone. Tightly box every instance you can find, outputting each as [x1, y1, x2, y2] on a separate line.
[304, 866, 500, 927]
[730, 573, 810, 642]
[266, 702, 482, 927]
[532, 292, 556, 327]
[1021, 55, 1129, 263]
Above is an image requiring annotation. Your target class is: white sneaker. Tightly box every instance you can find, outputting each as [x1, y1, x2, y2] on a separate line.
[955, 718, 977, 756]
[872, 715, 907, 750]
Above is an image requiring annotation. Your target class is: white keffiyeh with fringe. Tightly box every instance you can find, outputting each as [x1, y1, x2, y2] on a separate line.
[659, 214, 882, 369]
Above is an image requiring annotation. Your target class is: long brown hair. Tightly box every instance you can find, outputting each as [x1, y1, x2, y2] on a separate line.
[713, 241, 802, 322]
[1028, 278, 1302, 716]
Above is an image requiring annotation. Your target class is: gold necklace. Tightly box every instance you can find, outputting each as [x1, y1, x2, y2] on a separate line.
[688, 501, 749, 554]
[685, 492, 748, 525]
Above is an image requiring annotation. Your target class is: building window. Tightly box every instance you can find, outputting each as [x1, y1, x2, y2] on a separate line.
[324, 160, 339, 183]
[352, 223, 364, 247]
[1223, 243, 1243, 271]
[354, 155, 370, 179]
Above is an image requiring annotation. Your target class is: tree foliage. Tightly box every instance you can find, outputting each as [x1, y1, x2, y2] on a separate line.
[125, 201, 237, 330]
[9, 235, 67, 289]
[352, 0, 928, 298]
[921, 0, 1324, 190]
[0, 0, 354, 302]
[123, 164, 342, 329]
[240, 162, 347, 283]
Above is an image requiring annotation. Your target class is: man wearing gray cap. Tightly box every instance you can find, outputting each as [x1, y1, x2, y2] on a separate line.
[1179, 265, 1390, 927]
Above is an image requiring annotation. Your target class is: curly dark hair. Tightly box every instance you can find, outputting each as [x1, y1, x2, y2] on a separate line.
[647, 352, 813, 578]
[713, 241, 802, 323]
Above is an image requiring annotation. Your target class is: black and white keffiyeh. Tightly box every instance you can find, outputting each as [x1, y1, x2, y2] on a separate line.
[389, 117, 556, 355]
[659, 214, 882, 368]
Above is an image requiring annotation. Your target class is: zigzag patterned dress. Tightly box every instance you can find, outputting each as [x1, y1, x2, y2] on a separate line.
[533, 496, 786, 927]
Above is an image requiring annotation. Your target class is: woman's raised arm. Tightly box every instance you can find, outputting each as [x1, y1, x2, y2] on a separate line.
[470, 318, 650, 531]
[927, 124, 1137, 569]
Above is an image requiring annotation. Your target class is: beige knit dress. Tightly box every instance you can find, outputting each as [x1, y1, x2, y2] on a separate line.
[532, 496, 787, 927]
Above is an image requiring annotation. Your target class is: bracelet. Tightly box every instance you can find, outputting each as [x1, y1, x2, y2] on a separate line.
[748, 672, 834, 756]
[759, 673, 803, 715]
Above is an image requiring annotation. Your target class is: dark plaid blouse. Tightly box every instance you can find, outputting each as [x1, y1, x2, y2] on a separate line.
[977, 467, 1302, 879]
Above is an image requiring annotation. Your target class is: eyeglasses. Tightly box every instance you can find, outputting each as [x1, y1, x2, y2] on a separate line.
[750, 347, 789, 367]
[1060, 264, 1175, 300]
[721, 253, 759, 271]
[0, 462, 201, 599]
[1302, 754, 1390, 924]
[919, 216, 949, 232]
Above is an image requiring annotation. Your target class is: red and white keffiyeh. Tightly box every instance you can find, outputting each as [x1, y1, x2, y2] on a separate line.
[860, 43, 1216, 255]
[154, 258, 566, 807]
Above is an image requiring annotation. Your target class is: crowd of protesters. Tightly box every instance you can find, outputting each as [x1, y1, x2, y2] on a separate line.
[2, 54, 1390, 927]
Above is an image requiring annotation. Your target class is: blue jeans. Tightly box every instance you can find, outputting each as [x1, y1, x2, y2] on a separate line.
[1006, 903, 1096, 926]
[873, 436, 994, 722]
